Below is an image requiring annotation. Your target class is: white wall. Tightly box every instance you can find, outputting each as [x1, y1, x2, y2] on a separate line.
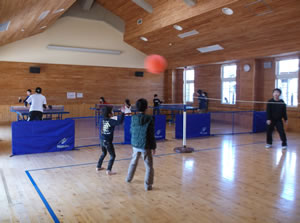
[0, 17, 146, 68]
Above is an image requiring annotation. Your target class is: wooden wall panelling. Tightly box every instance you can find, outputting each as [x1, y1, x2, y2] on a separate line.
[175, 69, 183, 104]
[238, 59, 256, 110]
[191, 56, 300, 132]
[171, 69, 176, 104]
[163, 69, 172, 104]
[0, 61, 165, 121]
[257, 57, 300, 132]
[254, 59, 265, 111]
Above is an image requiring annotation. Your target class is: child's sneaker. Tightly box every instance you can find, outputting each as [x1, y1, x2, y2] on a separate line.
[106, 170, 116, 176]
[265, 144, 272, 149]
[145, 186, 152, 191]
[282, 146, 287, 150]
[96, 167, 105, 172]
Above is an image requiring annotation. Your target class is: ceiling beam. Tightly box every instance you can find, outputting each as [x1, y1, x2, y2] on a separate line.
[183, 0, 197, 7]
[131, 0, 153, 13]
[64, 1, 125, 33]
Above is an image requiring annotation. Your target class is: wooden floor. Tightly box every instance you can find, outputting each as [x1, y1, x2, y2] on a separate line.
[0, 124, 300, 223]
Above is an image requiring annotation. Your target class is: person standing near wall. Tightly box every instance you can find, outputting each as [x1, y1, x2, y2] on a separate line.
[26, 87, 47, 121]
[18, 89, 32, 107]
[265, 88, 288, 150]
[202, 92, 208, 113]
[153, 94, 162, 115]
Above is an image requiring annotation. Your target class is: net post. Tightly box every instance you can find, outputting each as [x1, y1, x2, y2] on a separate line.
[232, 112, 234, 134]
[183, 104, 187, 147]
[174, 67, 194, 153]
[232, 112, 235, 134]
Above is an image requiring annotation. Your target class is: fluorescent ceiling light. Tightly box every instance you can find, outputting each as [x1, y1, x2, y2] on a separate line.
[47, 45, 122, 55]
[53, 8, 64, 14]
[178, 30, 199, 38]
[140, 36, 148, 41]
[0, 21, 11, 32]
[38, 10, 50, 21]
[173, 25, 183, 31]
[222, 7, 234, 15]
[183, 0, 196, 7]
[132, 0, 153, 13]
[197, 44, 224, 53]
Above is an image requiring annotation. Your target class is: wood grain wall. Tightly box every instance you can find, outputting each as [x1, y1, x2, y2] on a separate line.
[1, 57, 299, 132]
[188, 56, 300, 132]
[0, 61, 164, 121]
[175, 69, 183, 104]
[163, 69, 172, 104]
[255, 58, 300, 132]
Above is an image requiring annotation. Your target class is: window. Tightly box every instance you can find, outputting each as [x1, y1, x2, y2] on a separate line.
[221, 64, 237, 104]
[276, 59, 299, 107]
[184, 69, 194, 103]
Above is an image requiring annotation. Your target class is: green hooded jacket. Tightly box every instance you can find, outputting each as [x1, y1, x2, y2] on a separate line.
[130, 113, 157, 150]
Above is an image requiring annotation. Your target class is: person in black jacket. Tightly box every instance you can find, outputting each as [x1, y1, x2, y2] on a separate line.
[197, 89, 202, 110]
[96, 106, 125, 175]
[153, 94, 162, 115]
[126, 98, 156, 191]
[18, 89, 32, 106]
[266, 88, 288, 149]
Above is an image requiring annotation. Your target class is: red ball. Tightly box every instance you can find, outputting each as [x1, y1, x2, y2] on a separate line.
[144, 54, 168, 74]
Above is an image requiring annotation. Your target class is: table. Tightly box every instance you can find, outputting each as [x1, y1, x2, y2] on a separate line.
[90, 104, 138, 126]
[154, 104, 198, 123]
[10, 105, 69, 121]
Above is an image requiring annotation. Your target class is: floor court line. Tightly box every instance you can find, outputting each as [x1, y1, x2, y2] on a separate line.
[27, 141, 265, 172]
[0, 168, 13, 205]
[74, 144, 100, 149]
[25, 139, 290, 223]
[25, 171, 60, 223]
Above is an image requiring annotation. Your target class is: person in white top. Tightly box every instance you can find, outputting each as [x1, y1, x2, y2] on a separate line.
[121, 99, 132, 116]
[26, 87, 47, 121]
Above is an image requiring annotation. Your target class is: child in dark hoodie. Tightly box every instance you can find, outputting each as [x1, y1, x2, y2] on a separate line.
[97, 106, 124, 175]
[126, 98, 156, 191]
[266, 88, 288, 150]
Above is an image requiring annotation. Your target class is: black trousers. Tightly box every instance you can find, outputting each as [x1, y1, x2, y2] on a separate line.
[266, 120, 287, 146]
[28, 111, 43, 121]
[97, 141, 116, 171]
[153, 107, 160, 115]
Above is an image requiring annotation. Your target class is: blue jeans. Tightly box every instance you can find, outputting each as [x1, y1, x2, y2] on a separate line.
[97, 140, 116, 171]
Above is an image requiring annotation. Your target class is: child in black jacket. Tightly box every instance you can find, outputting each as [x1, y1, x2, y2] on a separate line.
[266, 88, 288, 150]
[97, 106, 124, 175]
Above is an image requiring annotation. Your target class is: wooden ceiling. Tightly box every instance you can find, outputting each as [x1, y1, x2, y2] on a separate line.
[0, 0, 76, 47]
[96, 0, 237, 40]
[1, 0, 300, 68]
[97, 0, 300, 68]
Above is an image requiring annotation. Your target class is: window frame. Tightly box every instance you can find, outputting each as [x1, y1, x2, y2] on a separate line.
[275, 58, 299, 108]
[184, 69, 195, 103]
[221, 64, 237, 105]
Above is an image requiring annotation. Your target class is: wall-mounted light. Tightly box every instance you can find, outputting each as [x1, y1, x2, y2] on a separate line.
[47, 45, 122, 55]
